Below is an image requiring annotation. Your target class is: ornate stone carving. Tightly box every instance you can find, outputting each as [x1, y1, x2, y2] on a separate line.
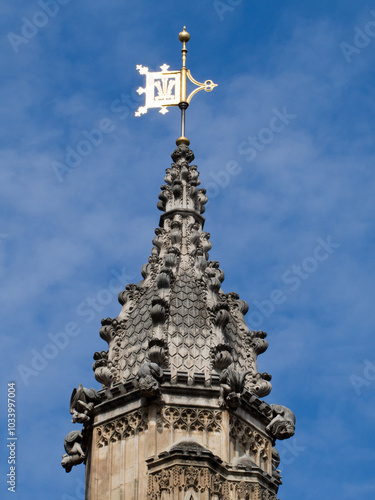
[70, 384, 100, 424]
[61, 430, 85, 473]
[156, 267, 173, 296]
[164, 246, 180, 272]
[193, 248, 207, 278]
[157, 185, 169, 211]
[200, 231, 211, 258]
[148, 338, 168, 367]
[189, 222, 201, 247]
[159, 469, 171, 490]
[160, 406, 222, 433]
[249, 330, 269, 355]
[67, 142, 296, 498]
[205, 261, 224, 308]
[152, 227, 165, 257]
[151, 297, 168, 327]
[229, 414, 271, 467]
[99, 317, 115, 343]
[212, 305, 230, 344]
[147, 465, 219, 498]
[170, 220, 182, 246]
[117, 283, 141, 322]
[259, 487, 277, 500]
[189, 164, 200, 186]
[212, 473, 222, 494]
[212, 344, 233, 370]
[171, 143, 195, 166]
[96, 408, 149, 447]
[196, 188, 208, 214]
[148, 464, 270, 500]
[219, 365, 249, 408]
[89, 144, 282, 392]
[136, 361, 164, 397]
[248, 372, 272, 398]
[92, 350, 113, 388]
[140, 262, 154, 287]
[172, 179, 182, 199]
[236, 481, 254, 499]
[266, 404, 295, 441]
[185, 466, 199, 488]
[164, 167, 177, 185]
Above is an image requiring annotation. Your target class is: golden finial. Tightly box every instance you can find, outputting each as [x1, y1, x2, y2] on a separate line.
[178, 26, 190, 44]
[135, 27, 217, 146]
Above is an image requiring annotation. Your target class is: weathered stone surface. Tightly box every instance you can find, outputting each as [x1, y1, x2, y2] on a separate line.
[266, 404, 296, 441]
[97, 145, 270, 390]
[61, 145, 296, 498]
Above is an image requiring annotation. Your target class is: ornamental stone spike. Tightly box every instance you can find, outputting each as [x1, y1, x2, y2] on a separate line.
[61, 28, 296, 500]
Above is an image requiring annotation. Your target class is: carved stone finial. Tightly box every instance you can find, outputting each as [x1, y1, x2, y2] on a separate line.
[171, 144, 195, 166]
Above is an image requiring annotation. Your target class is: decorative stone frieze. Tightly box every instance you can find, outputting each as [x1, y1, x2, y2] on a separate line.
[96, 408, 149, 447]
[159, 406, 222, 433]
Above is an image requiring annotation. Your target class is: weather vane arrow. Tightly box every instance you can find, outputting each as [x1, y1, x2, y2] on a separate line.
[135, 27, 218, 146]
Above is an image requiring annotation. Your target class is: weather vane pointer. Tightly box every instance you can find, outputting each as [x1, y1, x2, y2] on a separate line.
[135, 27, 218, 146]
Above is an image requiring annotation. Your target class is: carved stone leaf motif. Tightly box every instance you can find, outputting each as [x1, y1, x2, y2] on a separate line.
[96, 408, 149, 447]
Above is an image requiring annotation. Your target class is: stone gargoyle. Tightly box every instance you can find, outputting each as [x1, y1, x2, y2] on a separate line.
[266, 404, 296, 441]
[70, 383, 100, 424]
[219, 365, 250, 409]
[61, 430, 85, 473]
[136, 362, 164, 397]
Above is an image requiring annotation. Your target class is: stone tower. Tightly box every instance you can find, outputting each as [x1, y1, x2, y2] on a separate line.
[61, 142, 296, 500]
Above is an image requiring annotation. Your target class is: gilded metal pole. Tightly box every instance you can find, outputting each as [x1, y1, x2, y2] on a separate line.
[176, 27, 190, 146]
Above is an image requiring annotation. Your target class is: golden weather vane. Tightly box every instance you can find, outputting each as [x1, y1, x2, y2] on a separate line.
[135, 27, 218, 146]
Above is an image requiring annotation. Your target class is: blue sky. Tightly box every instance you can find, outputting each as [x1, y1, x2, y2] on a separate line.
[1, 0, 375, 498]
